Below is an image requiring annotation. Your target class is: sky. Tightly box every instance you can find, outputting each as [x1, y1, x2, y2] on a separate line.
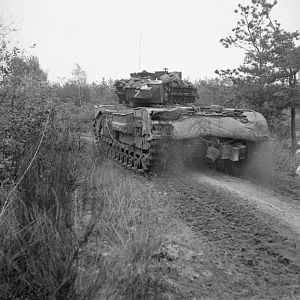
[1, 0, 300, 82]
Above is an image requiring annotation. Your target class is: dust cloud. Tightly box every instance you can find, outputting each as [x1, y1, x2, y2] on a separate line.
[240, 142, 276, 180]
[162, 140, 278, 186]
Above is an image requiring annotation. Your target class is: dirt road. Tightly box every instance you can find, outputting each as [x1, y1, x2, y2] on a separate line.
[188, 170, 300, 238]
[86, 135, 300, 298]
[148, 167, 300, 299]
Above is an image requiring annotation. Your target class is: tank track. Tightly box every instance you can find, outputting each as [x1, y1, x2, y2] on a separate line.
[94, 123, 166, 172]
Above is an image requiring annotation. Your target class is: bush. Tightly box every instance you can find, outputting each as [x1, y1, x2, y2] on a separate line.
[0, 125, 100, 299]
[270, 136, 300, 173]
[0, 124, 164, 299]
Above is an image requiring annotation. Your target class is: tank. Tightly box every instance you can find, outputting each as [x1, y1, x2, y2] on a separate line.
[93, 69, 269, 172]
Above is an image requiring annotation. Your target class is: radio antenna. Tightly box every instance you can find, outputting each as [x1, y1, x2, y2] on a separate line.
[138, 32, 142, 71]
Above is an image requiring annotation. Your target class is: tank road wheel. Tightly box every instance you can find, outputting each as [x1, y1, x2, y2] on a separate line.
[120, 151, 124, 164]
[133, 154, 141, 171]
[123, 152, 129, 166]
[117, 148, 122, 162]
[128, 153, 134, 169]
[114, 145, 119, 161]
[115, 146, 120, 162]
[113, 146, 118, 161]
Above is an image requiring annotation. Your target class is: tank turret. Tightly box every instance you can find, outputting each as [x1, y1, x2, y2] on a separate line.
[114, 70, 198, 107]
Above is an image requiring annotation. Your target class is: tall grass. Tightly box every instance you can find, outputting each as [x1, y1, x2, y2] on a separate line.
[77, 147, 164, 299]
[0, 127, 97, 299]
[0, 125, 165, 299]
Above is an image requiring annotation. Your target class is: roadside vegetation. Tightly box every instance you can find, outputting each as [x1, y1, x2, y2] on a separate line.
[0, 18, 165, 299]
[0, 126, 165, 299]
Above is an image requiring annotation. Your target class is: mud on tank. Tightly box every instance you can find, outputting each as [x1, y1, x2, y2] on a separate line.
[93, 70, 269, 172]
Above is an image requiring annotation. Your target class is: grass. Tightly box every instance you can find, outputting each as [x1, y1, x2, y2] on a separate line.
[76, 143, 165, 299]
[0, 125, 166, 299]
[0, 128, 87, 299]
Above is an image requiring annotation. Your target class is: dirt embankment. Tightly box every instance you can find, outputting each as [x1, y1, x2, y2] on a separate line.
[147, 168, 300, 299]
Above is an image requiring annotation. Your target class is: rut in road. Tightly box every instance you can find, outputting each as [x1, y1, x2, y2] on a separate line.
[188, 170, 300, 238]
[154, 169, 300, 299]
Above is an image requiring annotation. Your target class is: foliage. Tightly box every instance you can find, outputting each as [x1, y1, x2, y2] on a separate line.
[194, 76, 294, 130]
[0, 126, 102, 300]
[0, 41, 116, 185]
[0, 18, 17, 79]
[269, 136, 300, 173]
[71, 64, 87, 107]
[194, 78, 237, 107]
[219, 0, 299, 84]
[0, 130, 164, 299]
[53, 77, 118, 107]
[72, 63, 87, 86]
[0, 52, 54, 184]
[0, 16, 163, 300]
[217, 0, 300, 140]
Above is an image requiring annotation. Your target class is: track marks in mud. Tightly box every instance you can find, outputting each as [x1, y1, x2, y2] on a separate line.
[189, 171, 300, 237]
[155, 173, 300, 299]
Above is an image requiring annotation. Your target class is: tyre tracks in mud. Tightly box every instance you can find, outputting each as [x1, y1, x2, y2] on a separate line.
[151, 169, 300, 299]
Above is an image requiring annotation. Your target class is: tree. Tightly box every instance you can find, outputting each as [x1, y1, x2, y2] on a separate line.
[194, 78, 237, 107]
[71, 63, 87, 107]
[0, 17, 54, 182]
[218, 0, 300, 148]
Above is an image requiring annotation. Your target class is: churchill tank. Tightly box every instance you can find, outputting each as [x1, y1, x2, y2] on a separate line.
[93, 70, 269, 172]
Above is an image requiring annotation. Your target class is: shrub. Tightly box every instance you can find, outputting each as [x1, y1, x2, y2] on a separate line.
[270, 136, 300, 173]
[0, 125, 101, 299]
[0, 126, 164, 299]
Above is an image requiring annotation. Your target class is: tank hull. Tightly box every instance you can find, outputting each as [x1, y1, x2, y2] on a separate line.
[93, 105, 269, 172]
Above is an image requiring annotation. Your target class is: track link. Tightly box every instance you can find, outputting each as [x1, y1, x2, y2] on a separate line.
[95, 130, 166, 172]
